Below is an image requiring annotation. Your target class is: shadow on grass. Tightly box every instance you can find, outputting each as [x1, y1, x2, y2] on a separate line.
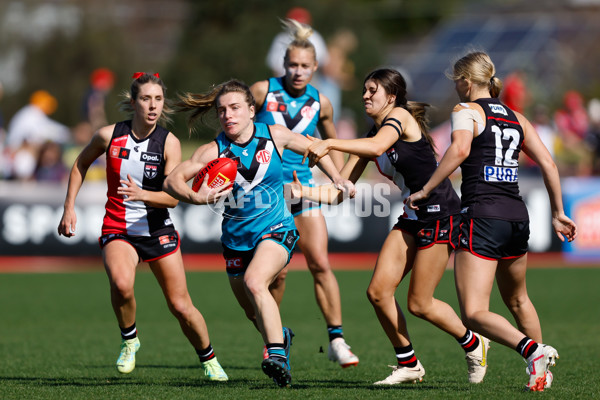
[83, 363, 254, 372]
[0, 375, 235, 388]
[1, 374, 474, 392]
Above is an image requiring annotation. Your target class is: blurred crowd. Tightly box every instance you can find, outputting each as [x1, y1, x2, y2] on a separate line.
[500, 71, 600, 177]
[1, 26, 600, 184]
[0, 68, 114, 183]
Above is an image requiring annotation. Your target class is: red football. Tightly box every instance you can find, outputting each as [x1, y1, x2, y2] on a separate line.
[192, 157, 238, 192]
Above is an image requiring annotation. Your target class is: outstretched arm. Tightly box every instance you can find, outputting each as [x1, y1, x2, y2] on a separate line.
[286, 154, 366, 204]
[270, 124, 353, 193]
[304, 112, 404, 167]
[58, 125, 111, 237]
[519, 113, 577, 242]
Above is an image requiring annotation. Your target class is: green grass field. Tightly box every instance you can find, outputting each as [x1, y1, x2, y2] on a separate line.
[1, 268, 598, 399]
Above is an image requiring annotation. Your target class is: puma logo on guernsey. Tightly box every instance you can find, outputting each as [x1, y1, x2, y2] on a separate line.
[488, 104, 508, 116]
[141, 152, 162, 163]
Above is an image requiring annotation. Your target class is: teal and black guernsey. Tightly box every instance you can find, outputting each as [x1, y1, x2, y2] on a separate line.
[215, 122, 296, 251]
[255, 77, 321, 185]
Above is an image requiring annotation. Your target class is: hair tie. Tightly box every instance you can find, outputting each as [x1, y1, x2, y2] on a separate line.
[490, 75, 496, 84]
[132, 72, 160, 80]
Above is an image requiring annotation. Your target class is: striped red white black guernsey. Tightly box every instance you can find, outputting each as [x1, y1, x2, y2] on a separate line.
[102, 120, 174, 236]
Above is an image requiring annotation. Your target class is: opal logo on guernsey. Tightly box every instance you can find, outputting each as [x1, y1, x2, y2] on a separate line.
[141, 152, 162, 163]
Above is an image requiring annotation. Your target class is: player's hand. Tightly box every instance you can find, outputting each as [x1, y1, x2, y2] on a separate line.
[118, 174, 144, 202]
[193, 178, 233, 205]
[285, 170, 304, 200]
[406, 189, 429, 210]
[552, 214, 577, 242]
[57, 208, 77, 238]
[303, 137, 330, 168]
[333, 178, 356, 199]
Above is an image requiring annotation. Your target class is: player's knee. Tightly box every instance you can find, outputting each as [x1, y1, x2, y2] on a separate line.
[366, 285, 383, 306]
[461, 309, 483, 329]
[110, 276, 134, 300]
[244, 275, 265, 298]
[306, 255, 330, 275]
[407, 296, 428, 318]
[167, 296, 194, 320]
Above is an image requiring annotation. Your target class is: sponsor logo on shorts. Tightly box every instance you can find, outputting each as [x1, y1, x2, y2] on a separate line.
[159, 235, 172, 245]
[270, 223, 283, 231]
[484, 165, 518, 182]
[418, 229, 434, 238]
[226, 257, 243, 270]
[427, 204, 441, 213]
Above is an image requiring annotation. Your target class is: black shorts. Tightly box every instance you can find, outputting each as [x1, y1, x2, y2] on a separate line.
[98, 230, 180, 263]
[394, 215, 460, 249]
[222, 229, 299, 277]
[287, 197, 321, 216]
[459, 218, 529, 260]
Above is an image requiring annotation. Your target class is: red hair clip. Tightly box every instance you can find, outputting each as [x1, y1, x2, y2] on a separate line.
[132, 72, 160, 79]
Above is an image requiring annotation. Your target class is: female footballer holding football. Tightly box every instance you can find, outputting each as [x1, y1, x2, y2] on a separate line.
[299, 68, 491, 385]
[249, 18, 359, 368]
[57, 72, 228, 381]
[406, 51, 577, 391]
[163, 79, 353, 387]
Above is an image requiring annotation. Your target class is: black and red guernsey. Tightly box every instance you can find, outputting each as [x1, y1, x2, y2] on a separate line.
[460, 98, 528, 221]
